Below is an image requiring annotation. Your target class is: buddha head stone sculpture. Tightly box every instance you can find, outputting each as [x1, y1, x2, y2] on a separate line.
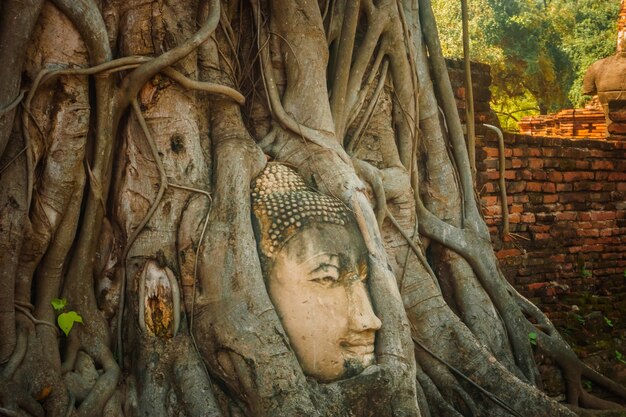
[251, 163, 382, 382]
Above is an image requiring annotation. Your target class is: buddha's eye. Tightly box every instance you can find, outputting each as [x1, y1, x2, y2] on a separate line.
[309, 263, 339, 285]
[311, 275, 338, 285]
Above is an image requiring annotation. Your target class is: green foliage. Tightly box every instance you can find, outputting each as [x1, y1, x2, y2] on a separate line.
[582, 379, 593, 390]
[51, 298, 83, 336]
[51, 298, 67, 311]
[574, 314, 585, 325]
[580, 266, 592, 279]
[57, 311, 83, 336]
[604, 316, 614, 328]
[432, 0, 619, 128]
[563, 0, 621, 106]
[528, 331, 538, 346]
[616, 350, 626, 365]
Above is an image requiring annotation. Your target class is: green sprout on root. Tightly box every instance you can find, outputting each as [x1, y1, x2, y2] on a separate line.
[51, 298, 83, 336]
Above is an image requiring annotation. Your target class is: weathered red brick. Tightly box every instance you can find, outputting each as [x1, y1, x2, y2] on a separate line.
[548, 171, 563, 182]
[608, 172, 626, 181]
[578, 229, 600, 237]
[506, 181, 526, 194]
[595, 171, 610, 180]
[563, 171, 595, 182]
[510, 204, 524, 214]
[599, 228, 614, 237]
[521, 213, 536, 223]
[581, 244, 605, 252]
[528, 158, 544, 169]
[543, 195, 559, 203]
[484, 147, 499, 158]
[527, 182, 543, 192]
[484, 205, 502, 216]
[591, 160, 615, 170]
[509, 213, 521, 223]
[550, 254, 565, 263]
[542, 183, 556, 193]
[584, 211, 617, 221]
[497, 248, 522, 259]
[559, 193, 587, 203]
[573, 181, 603, 191]
[556, 212, 578, 221]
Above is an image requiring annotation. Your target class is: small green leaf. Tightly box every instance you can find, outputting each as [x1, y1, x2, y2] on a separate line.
[616, 351, 626, 364]
[604, 316, 613, 328]
[57, 311, 83, 336]
[51, 298, 67, 311]
[528, 332, 537, 346]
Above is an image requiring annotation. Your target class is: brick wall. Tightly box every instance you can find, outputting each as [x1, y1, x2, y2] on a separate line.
[447, 57, 626, 386]
[476, 134, 626, 386]
[445, 58, 499, 132]
[477, 134, 626, 320]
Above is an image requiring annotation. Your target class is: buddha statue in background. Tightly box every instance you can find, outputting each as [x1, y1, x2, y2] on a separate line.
[251, 163, 382, 382]
[583, 30, 626, 129]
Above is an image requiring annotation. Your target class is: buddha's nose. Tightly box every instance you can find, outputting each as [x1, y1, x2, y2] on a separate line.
[348, 282, 382, 332]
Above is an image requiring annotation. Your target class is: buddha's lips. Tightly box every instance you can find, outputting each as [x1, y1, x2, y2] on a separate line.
[340, 340, 375, 356]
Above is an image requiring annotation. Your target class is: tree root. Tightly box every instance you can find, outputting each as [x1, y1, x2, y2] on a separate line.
[510, 284, 626, 409]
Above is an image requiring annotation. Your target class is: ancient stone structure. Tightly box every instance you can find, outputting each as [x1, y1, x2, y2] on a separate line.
[251, 164, 381, 382]
[582, 1, 626, 139]
[476, 132, 626, 388]
[519, 1, 626, 139]
[582, 50, 626, 136]
[518, 105, 607, 139]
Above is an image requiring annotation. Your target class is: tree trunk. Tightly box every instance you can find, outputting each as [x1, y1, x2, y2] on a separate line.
[0, 0, 623, 416]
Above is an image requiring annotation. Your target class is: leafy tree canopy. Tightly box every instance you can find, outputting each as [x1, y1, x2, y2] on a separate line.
[432, 0, 619, 128]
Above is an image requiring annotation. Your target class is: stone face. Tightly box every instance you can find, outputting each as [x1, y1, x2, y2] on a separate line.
[251, 164, 382, 383]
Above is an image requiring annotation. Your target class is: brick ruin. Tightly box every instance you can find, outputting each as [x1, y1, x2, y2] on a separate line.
[519, 0, 626, 141]
[518, 104, 607, 139]
[445, 53, 626, 391]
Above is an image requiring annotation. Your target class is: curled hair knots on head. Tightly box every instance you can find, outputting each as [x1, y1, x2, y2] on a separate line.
[251, 163, 352, 257]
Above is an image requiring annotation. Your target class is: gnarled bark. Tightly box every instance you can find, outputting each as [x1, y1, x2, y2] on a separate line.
[0, 0, 624, 416]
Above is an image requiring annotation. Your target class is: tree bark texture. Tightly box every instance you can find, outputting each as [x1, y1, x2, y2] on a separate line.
[0, 0, 624, 416]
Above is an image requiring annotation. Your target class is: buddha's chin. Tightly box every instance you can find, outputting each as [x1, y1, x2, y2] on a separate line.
[342, 352, 376, 379]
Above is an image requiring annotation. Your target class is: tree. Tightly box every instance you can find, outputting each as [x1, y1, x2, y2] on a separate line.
[432, 0, 619, 127]
[563, 0, 621, 107]
[0, 0, 624, 416]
